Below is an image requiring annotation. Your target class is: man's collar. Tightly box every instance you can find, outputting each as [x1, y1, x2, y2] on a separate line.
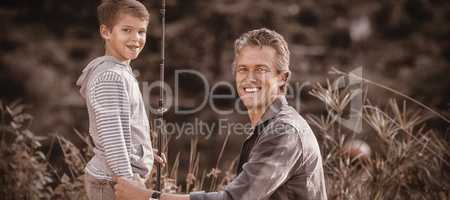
[255, 96, 288, 128]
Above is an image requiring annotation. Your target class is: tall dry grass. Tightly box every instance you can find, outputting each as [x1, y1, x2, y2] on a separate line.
[0, 69, 449, 199]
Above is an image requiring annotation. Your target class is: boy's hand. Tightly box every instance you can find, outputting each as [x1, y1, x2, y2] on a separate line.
[153, 148, 167, 167]
[113, 176, 152, 200]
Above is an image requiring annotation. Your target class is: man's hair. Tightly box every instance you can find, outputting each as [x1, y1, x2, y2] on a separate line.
[234, 28, 291, 93]
[97, 0, 150, 28]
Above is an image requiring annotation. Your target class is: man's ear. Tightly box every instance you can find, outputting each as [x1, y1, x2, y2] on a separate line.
[99, 24, 111, 40]
[278, 71, 290, 84]
[278, 71, 290, 91]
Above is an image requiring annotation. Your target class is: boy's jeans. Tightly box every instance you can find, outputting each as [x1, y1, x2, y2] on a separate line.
[84, 173, 147, 200]
[84, 173, 115, 200]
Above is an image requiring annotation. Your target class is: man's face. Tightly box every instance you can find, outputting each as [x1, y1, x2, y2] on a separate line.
[235, 45, 285, 111]
[101, 14, 148, 63]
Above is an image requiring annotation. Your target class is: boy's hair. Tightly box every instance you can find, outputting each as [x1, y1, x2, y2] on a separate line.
[233, 28, 291, 93]
[97, 0, 150, 28]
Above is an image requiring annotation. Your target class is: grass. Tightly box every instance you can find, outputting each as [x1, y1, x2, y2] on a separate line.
[0, 69, 449, 199]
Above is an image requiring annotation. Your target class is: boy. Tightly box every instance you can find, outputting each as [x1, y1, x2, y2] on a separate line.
[76, 0, 156, 199]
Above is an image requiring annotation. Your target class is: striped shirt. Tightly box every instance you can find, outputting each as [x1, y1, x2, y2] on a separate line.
[77, 56, 153, 181]
[89, 71, 133, 177]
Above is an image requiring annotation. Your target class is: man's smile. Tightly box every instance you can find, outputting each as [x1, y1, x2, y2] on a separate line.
[243, 87, 261, 93]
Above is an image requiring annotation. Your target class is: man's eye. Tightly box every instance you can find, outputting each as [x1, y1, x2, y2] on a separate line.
[256, 67, 268, 72]
[138, 31, 146, 35]
[237, 67, 247, 72]
[122, 28, 131, 33]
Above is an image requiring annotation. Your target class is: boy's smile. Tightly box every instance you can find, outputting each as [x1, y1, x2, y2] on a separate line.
[101, 14, 148, 64]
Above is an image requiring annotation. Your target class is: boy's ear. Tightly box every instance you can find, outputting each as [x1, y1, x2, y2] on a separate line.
[99, 25, 111, 40]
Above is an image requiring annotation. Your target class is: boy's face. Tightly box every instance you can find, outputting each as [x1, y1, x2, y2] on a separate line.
[100, 14, 148, 63]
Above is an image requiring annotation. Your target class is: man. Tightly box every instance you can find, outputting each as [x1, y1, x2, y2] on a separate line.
[113, 28, 327, 200]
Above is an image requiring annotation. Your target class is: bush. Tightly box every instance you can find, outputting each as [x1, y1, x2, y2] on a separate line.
[0, 100, 53, 199]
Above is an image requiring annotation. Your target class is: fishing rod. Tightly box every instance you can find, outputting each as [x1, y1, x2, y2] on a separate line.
[156, 0, 167, 192]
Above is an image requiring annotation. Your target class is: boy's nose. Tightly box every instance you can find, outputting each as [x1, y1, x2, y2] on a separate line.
[130, 32, 142, 41]
[131, 33, 139, 40]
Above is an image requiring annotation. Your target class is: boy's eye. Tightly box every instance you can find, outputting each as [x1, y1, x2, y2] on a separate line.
[138, 31, 146, 35]
[122, 28, 131, 33]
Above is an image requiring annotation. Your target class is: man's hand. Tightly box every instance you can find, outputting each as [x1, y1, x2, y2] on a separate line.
[113, 176, 152, 200]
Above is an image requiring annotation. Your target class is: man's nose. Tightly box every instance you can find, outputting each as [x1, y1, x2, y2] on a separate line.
[243, 70, 257, 82]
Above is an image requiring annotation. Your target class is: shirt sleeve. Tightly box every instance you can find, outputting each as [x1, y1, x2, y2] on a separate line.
[190, 123, 302, 200]
[91, 71, 133, 178]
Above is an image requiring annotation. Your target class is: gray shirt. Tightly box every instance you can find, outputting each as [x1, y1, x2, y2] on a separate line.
[76, 56, 154, 181]
[190, 96, 327, 200]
